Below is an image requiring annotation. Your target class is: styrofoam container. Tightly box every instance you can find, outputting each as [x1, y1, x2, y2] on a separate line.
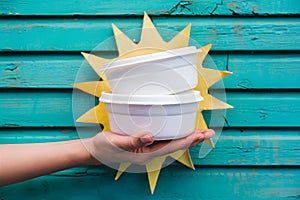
[101, 46, 201, 95]
[99, 91, 203, 140]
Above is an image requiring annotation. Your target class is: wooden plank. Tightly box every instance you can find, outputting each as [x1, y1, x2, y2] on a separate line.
[224, 53, 300, 89]
[1, 166, 299, 199]
[0, 90, 85, 127]
[0, 53, 99, 88]
[154, 17, 300, 51]
[1, 18, 300, 51]
[0, 90, 299, 127]
[0, 128, 80, 143]
[1, 53, 299, 89]
[0, 128, 299, 166]
[207, 91, 300, 127]
[191, 128, 300, 166]
[1, 0, 299, 16]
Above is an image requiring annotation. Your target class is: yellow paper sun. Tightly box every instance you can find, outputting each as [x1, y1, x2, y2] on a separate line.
[73, 12, 232, 194]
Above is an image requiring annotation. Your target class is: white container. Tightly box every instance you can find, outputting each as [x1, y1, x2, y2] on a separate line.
[101, 46, 201, 95]
[99, 91, 203, 140]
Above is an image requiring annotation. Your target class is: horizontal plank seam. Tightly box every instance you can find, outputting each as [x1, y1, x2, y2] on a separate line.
[1, 50, 300, 54]
[0, 15, 300, 19]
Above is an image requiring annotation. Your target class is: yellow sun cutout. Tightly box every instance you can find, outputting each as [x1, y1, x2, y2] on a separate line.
[73, 12, 233, 194]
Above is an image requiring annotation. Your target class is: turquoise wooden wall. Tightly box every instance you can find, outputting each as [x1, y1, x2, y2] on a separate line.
[1, 0, 300, 199]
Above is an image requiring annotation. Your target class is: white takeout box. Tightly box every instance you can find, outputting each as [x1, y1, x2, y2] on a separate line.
[99, 91, 203, 140]
[101, 46, 200, 95]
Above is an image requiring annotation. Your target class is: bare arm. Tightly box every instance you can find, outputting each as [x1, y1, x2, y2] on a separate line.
[0, 139, 95, 186]
[0, 129, 214, 186]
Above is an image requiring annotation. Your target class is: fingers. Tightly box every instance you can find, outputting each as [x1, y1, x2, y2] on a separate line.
[100, 129, 214, 165]
[108, 132, 154, 151]
[190, 129, 215, 147]
[150, 129, 215, 157]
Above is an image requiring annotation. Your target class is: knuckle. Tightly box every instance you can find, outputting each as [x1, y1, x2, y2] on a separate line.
[129, 139, 138, 149]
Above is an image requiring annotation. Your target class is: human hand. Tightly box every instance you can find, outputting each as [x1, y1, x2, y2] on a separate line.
[0, 129, 215, 186]
[84, 129, 215, 166]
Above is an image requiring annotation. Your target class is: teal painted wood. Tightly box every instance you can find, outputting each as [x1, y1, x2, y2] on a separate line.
[1, 18, 300, 51]
[220, 91, 300, 127]
[1, 0, 299, 16]
[1, 1, 300, 199]
[1, 166, 299, 199]
[0, 53, 106, 88]
[0, 128, 299, 166]
[225, 53, 300, 89]
[1, 90, 300, 127]
[0, 128, 80, 143]
[0, 90, 76, 127]
[1, 53, 300, 89]
[191, 129, 300, 166]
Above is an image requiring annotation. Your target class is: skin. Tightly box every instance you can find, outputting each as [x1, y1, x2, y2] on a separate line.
[0, 129, 215, 187]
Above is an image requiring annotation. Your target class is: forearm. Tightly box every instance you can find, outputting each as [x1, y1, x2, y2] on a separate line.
[0, 139, 97, 186]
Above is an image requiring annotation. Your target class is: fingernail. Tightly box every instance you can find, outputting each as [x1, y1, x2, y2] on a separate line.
[140, 135, 153, 144]
[204, 130, 215, 138]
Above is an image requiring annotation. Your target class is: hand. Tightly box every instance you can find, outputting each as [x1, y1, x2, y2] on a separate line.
[85, 129, 215, 165]
[0, 129, 215, 186]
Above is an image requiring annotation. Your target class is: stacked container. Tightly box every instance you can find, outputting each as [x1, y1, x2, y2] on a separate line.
[99, 46, 203, 140]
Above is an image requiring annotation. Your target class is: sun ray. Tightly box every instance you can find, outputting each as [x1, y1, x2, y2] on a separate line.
[169, 150, 195, 170]
[112, 23, 137, 56]
[199, 68, 232, 88]
[166, 23, 191, 49]
[72, 81, 110, 97]
[76, 102, 110, 132]
[114, 162, 132, 180]
[146, 156, 166, 194]
[81, 52, 110, 76]
[199, 94, 233, 110]
[197, 44, 212, 66]
[139, 12, 167, 49]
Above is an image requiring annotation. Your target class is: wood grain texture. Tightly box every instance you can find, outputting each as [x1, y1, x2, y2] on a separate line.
[1, 0, 299, 16]
[191, 128, 300, 166]
[0, 128, 299, 166]
[1, 18, 300, 51]
[0, 90, 300, 127]
[225, 53, 300, 89]
[1, 53, 300, 89]
[1, 166, 299, 199]
[1, 1, 300, 199]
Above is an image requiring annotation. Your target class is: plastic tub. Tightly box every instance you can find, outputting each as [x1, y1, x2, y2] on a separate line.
[99, 91, 203, 140]
[101, 46, 201, 95]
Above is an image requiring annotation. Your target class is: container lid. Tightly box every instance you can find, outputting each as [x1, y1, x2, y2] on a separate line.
[101, 46, 200, 72]
[99, 91, 203, 105]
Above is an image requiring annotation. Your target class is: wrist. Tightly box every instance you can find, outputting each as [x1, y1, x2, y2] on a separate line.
[80, 138, 102, 166]
[64, 139, 101, 167]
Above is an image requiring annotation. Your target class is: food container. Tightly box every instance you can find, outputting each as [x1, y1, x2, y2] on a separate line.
[101, 46, 200, 95]
[99, 91, 203, 140]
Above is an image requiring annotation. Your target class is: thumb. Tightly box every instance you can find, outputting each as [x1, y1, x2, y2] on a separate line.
[114, 132, 154, 151]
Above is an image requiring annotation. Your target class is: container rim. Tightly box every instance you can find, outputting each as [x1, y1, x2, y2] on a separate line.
[100, 46, 200, 72]
[99, 90, 203, 105]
